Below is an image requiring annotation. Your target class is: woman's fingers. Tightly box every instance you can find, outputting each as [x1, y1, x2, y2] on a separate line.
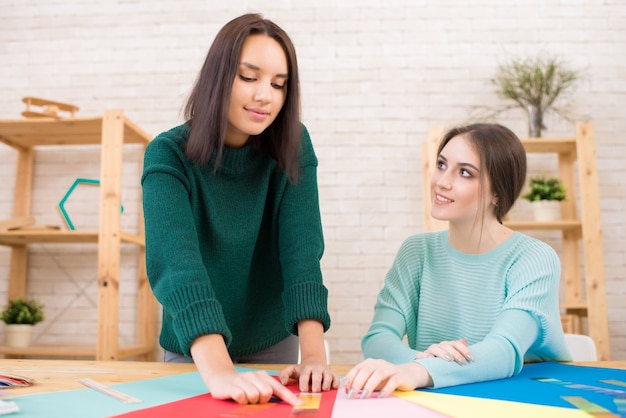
[297, 364, 316, 392]
[279, 363, 339, 393]
[424, 339, 473, 365]
[266, 375, 302, 406]
[278, 365, 298, 385]
[324, 368, 340, 390]
[224, 371, 302, 406]
[344, 359, 392, 398]
[237, 372, 275, 404]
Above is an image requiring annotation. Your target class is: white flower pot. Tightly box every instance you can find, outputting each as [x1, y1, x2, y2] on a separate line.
[531, 200, 561, 221]
[5, 324, 34, 348]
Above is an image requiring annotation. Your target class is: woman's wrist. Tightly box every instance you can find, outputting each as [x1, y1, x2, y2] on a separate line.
[406, 360, 433, 388]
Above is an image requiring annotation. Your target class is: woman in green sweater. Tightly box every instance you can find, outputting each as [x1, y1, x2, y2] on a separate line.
[141, 14, 336, 405]
[342, 123, 571, 398]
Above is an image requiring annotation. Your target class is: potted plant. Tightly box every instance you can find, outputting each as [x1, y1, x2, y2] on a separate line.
[522, 175, 567, 221]
[473, 54, 581, 137]
[1, 298, 44, 347]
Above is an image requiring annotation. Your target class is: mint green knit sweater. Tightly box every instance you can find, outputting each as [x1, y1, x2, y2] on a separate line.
[141, 124, 330, 358]
[362, 230, 571, 388]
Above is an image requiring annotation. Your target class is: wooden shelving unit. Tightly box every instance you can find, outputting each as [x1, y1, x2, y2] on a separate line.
[422, 123, 610, 360]
[0, 110, 157, 360]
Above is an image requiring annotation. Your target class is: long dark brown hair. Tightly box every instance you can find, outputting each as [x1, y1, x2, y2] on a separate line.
[437, 123, 527, 223]
[184, 13, 302, 183]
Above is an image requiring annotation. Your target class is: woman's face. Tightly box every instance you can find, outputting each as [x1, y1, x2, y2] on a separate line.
[225, 34, 288, 148]
[430, 134, 495, 226]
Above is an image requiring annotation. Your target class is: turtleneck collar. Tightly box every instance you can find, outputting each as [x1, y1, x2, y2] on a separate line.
[208, 143, 272, 177]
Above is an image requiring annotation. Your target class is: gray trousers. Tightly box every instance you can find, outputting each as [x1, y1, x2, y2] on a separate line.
[163, 334, 299, 364]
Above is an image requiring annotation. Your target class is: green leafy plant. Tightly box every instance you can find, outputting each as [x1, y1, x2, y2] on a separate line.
[472, 54, 582, 136]
[0, 298, 44, 325]
[493, 56, 578, 113]
[523, 175, 567, 202]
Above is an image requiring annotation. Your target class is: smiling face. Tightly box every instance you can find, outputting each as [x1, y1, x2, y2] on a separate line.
[430, 134, 496, 227]
[225, 34, 288, 148]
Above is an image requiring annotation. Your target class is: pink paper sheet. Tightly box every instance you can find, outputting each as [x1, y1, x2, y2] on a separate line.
[330, 387, 450, 418]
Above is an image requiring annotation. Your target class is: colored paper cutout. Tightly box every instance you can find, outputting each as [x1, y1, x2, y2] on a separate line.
[292, 392, 322, 416]
[561, 396, 617, 416]
[534, 376, 626, 397]
[602, 380, 626, 388]
[614, 397, 626, 416]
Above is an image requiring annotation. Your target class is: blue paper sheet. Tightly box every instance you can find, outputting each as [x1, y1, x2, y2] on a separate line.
[426, 362, 626, 414]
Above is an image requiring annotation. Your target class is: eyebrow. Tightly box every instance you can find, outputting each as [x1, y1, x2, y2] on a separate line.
[240, 62, 288, 79]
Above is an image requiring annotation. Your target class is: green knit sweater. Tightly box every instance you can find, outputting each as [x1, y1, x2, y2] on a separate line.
[141, 124, 330, 358]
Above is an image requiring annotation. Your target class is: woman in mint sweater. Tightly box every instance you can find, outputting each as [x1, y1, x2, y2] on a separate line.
[343, 123, 571, 398]
[142, 14, 336, 405]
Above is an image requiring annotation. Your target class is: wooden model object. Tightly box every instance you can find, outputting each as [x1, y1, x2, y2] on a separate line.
[21, 97, 79, 119]
[0, 217, 35, 232]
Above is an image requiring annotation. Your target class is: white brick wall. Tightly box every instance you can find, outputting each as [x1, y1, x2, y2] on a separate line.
[1, 0, 624, 362]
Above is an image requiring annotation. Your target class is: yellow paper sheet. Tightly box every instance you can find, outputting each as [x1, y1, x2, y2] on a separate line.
[393, 391, 589, 418]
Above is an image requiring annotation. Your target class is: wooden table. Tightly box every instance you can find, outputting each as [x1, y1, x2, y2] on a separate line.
[0, 359, 623, 396]
[0, 359, 353, 396]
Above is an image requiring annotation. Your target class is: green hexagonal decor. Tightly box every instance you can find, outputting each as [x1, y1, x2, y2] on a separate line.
[58, 178, 123, 230]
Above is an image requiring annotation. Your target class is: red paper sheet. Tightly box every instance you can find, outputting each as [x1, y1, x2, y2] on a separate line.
[112, 381, 337, 418]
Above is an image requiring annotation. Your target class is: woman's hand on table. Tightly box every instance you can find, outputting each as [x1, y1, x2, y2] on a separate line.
[341, 358, 431, 399]
[279, 361, 339, 392]
[208, 369, 302, 405]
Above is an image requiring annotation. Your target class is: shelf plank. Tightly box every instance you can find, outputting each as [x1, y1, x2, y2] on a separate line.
[520, 138, 577, 154]
[0, 116, 151, 148]
[0, 230, 144, 246]
[561, 302, 588, 310]
[0, 345, 95, 357]
[0, 343, 154, 359]
[503, 219, 581, 231]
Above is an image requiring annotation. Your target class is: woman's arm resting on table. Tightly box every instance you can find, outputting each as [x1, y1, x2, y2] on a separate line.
[278, 320, 339, 392]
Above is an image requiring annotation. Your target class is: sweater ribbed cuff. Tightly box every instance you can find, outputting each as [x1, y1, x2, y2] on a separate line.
[282, 282, 331, 335]
[164, 286, 232, 357]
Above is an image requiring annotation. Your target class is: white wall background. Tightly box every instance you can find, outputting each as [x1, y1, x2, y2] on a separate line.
[0, 0, 624, 363]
